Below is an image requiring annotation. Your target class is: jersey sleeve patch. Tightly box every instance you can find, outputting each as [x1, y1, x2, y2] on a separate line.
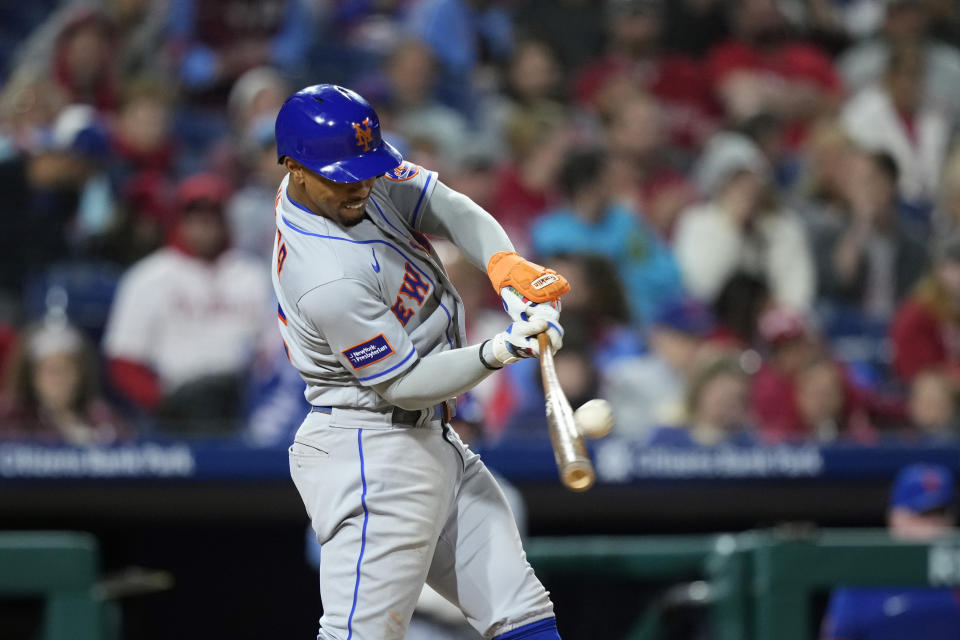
[342, 334, 395, 370]
[385, 161, 421, 182]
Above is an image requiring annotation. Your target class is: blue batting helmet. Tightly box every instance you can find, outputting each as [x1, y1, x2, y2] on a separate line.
[275, 84, 402, 183]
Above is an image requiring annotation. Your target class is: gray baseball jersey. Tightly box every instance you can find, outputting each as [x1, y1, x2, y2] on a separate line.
[273, 162, 466, 408]
[273, 162, 555, 639]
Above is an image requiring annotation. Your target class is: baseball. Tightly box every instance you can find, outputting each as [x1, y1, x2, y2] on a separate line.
[573, 399, 614, 439]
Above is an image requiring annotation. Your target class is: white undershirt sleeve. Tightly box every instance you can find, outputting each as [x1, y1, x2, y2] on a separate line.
[372, 343, 497, 410]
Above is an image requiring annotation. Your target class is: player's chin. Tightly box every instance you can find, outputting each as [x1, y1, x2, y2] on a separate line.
[338, 206, 367, 226]
[338, 200, 367, 223]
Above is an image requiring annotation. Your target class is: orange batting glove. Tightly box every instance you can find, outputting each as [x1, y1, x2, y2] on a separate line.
[487, 251, 570, 303]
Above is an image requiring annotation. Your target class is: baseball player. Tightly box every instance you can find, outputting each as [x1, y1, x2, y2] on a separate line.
[821, 463, 960, 640]
[272, 84, 569, 640]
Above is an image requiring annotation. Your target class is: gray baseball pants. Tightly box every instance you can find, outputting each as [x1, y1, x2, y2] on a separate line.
[289, 410, 554, 639]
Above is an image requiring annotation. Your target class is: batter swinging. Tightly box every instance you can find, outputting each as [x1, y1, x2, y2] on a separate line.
[272, 85, 569, 639]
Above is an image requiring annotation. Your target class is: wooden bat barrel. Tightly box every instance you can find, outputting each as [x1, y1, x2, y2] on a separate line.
[537, 334, 595, 492]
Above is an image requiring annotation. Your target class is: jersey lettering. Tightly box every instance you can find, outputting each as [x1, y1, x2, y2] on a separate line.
[277, 242, 288, 275]
[391, 297, 414, 325]
[398, 262, 430, 306]
[353, 117, 374, 152]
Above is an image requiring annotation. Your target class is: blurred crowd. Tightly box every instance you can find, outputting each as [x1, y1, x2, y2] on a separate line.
[3, 0, 960, 449]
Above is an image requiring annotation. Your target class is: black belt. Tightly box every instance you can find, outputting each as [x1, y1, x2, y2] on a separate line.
[311, 402, 452, 424]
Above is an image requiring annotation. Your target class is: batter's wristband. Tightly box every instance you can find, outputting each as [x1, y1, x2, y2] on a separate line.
[478, 340, 503, 370]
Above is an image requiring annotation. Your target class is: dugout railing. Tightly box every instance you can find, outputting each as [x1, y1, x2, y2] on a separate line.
[526, 529, 960, 640]
[0, 531, 102, 640]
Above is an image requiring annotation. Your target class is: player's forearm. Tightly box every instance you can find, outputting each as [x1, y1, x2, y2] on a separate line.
[372, 343, 496, 410]
[419, 181, 513, 270]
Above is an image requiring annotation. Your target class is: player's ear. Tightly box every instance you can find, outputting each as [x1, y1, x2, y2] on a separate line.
[284, 157, 305, 185]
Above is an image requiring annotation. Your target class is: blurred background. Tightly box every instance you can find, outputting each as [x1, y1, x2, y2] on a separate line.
[3, 0, 960, 638]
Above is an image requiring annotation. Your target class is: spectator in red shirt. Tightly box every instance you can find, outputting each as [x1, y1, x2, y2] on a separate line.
[705, 0, 841, 146]
[751, 307, 874, 443]
[102, 173, 271, 434]
[891, 233, 960, 387]
[573, 0, 714, 150]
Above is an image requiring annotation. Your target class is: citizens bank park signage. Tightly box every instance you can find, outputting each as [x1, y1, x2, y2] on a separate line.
[1, 441, 959, 482]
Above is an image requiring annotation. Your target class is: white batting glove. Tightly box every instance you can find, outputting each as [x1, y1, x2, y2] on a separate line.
[501, 286, 562, 324]
[486, 317, 565, 367]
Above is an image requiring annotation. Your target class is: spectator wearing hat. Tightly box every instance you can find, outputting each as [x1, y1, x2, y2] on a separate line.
[604, 298, 715, 438]
[674, 131, 815, 311]
[822, 463, 960, 640]
[102, 173, 270, 433]
[0, 320, 127, 445]
[531, 148, 684, 326]
[752, 307, 875, 443]
[891, 233, 960, 387]
[810, 149, 927, 321]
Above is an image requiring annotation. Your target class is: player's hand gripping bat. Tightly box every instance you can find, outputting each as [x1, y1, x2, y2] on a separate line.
[537, 333, 595, 492]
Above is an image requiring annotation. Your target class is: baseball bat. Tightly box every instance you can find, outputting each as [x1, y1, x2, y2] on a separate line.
[537, 333, 595, 492]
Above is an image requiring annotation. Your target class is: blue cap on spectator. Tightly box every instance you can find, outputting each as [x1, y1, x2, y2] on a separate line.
[890, 464, 956, 513]
[652, 298, 714, 336]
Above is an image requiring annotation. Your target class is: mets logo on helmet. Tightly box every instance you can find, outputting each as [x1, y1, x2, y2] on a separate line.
[353, 118, 374, 151]
[385, 161, 421, 182]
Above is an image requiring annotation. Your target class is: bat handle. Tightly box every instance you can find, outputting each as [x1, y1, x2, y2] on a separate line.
[537, 332, 551, 357]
